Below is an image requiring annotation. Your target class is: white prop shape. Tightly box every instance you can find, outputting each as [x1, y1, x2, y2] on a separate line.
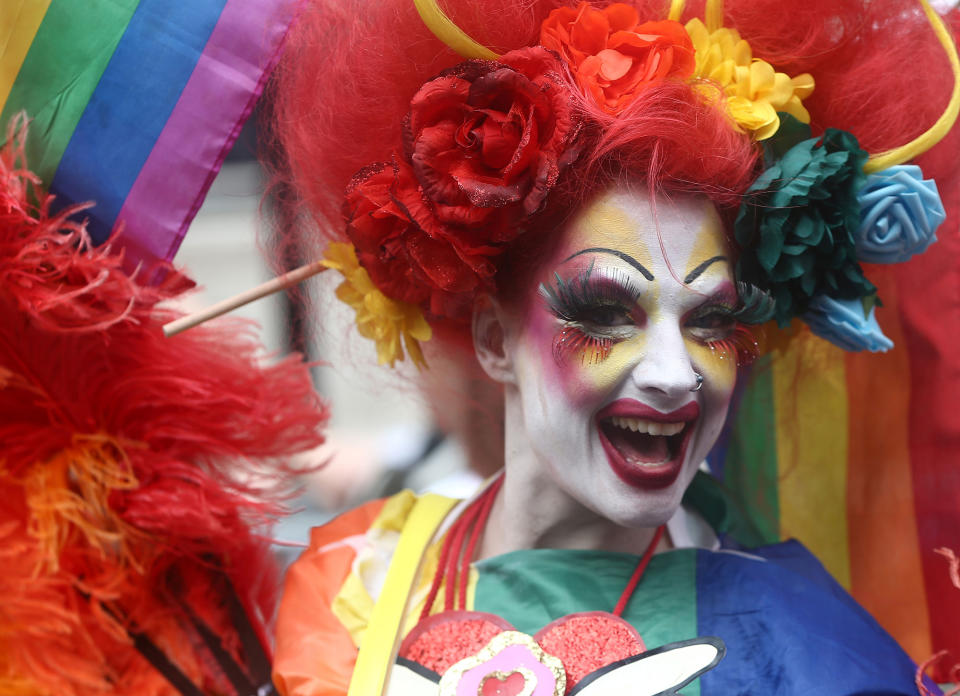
[571, 638, 723, 695]
[385, 637, 724, 696]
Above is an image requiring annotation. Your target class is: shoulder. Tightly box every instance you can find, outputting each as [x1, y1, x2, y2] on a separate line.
[693, 541, 933, 694]
[273, 491, 430, 696]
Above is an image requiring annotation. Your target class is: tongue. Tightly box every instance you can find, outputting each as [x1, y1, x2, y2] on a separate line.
[609, 427, 671, 464]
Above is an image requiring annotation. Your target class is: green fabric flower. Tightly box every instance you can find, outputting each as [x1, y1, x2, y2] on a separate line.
[735, 127, 874, 326]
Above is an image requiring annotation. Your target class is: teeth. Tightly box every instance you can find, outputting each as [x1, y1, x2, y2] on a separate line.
[626, 455, 671, 467]
[610, 417, 685, 436]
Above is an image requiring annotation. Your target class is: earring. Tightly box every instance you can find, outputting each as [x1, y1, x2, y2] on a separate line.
[691, 373, 704, 392]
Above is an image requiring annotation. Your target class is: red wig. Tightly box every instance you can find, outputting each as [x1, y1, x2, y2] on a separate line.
[267, 0, 959, 330]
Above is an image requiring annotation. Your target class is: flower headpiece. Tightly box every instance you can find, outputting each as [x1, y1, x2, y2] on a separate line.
[321, 0, 958, 367]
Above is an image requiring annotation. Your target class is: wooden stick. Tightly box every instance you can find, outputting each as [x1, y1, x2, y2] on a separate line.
[163, 259, 329, 337]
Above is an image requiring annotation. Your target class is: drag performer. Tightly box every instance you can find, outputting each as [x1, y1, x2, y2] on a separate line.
[268, 0, 959, 693]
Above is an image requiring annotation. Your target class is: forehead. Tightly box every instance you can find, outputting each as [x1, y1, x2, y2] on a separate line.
[552, 186, 727, 272]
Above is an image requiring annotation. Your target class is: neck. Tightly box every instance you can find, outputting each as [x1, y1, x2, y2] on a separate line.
[477, 388, 667, 560]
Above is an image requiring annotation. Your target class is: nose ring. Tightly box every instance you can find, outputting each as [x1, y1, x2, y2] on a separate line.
[691, 373, 704, 392]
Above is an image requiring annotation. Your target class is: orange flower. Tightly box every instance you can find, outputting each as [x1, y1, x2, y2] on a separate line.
[540, 3, 695, 114]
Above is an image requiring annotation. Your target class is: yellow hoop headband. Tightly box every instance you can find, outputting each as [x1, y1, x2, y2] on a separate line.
[413, 0, 960, 170]
[411, 0, 499, 59]
[864, 0, 960, 172]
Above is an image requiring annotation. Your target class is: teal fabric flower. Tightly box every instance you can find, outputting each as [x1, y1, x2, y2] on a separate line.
[804, 295, 893, 352]
[735, 128, 874, 326]
[856, 164, 944, 264]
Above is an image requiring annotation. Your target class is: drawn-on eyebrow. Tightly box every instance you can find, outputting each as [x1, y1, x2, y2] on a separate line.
[562, 247, 654, 281]
[683, 255, 727, 284]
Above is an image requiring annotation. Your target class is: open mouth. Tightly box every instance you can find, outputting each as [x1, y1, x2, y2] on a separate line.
[596, 401, 699, 489]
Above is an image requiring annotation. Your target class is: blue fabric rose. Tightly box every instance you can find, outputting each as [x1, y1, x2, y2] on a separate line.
[803, 295, 893, 352]
[856, 164, 945, 264]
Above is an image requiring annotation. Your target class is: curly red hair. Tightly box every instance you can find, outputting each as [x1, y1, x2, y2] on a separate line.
[266, 0, 958, 336]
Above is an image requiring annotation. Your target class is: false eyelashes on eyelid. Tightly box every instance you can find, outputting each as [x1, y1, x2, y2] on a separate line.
[553, 325, 614, 365]
[541, 263, 641, 366]
[705, 324, 759, 367]
[539, 262, 644, 323]
[555, 322, 758, 367]
[732, 281, 776, 325]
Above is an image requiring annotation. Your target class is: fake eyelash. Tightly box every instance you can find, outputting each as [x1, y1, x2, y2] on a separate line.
[732, 281, 775, 325]
[554, 317, 758, 367]
[539, 262, 643, 323]
[541, 267, 760, 366]
[554, 326, 614, 365]
[703, 283, 765, 366]
[540, 263, 643, 365]
[704, 324, 760, 367]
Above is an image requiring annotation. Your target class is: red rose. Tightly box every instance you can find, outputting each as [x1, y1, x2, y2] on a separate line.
[403, 46, 580, 234]
[343, 159, 497, 320]
[540, 3, 695, 114]
[343, 48, 581, 322]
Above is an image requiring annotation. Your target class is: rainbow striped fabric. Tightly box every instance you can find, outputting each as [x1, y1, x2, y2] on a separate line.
[0, 0, 293, 269]
[715, 241, 960, 676]
[274, 490, 936, 694]
[4, 0, 955, 683]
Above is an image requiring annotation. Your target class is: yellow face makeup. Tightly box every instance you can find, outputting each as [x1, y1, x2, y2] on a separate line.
[500, 184, 742, 528]
[537, 190, 738, 396]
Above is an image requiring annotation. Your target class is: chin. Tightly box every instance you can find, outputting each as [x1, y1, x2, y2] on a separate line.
[600, 473, 693, 530]
[583, 399, 709, 531]
[560, 453, 697, 532]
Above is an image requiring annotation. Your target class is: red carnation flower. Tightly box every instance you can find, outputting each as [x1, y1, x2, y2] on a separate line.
[343, 159, 498, 320]
[403, 46, 580, 234]
[540, 3, 695, 114]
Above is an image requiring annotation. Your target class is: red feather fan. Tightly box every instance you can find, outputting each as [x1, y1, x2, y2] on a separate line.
[0, 116, 328, 696]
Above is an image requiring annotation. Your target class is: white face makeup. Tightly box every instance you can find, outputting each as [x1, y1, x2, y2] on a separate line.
[493, 184, 740, 529]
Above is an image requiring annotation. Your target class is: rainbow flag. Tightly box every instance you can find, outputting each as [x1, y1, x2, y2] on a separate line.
[0, 0, 294, 270]
[274, 490, 935, 693]
[715, 224, 960, 679]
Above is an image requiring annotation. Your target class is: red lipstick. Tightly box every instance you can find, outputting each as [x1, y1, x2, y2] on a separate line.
[595, 399, 700, 489]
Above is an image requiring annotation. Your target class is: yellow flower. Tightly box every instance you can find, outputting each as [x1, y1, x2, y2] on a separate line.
[321, 243, 432, 369]
[685, 18, 814, 140]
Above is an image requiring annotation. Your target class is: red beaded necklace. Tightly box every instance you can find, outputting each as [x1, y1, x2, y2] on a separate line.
[419, 474, 666, 620]
[391, 479, 728, 696]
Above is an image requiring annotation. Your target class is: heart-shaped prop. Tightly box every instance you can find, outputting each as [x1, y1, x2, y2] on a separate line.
[535, 612, 645, 687]
[439, 632, 564, 696]
[398, 609, 643, 688]
[570, 637, 725, 696]
[480, 669, 530, 696]
[400, 611, 514, 675]
[391, 610, 724, 696]
[387, 636, 725, 696]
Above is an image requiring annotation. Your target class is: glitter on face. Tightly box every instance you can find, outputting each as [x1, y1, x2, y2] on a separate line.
[501, 185, 741, 528]
[706, 324, 760, 367]
[540, 263, 644, 367]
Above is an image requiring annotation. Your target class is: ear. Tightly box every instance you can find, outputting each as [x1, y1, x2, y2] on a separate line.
[472, 295, 516, 385]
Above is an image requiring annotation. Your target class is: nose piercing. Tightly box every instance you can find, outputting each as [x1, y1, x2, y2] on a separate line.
[691, 373, 704, 392]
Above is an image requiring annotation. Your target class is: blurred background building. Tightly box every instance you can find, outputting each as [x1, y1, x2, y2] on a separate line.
[170, 116, 486, 568]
